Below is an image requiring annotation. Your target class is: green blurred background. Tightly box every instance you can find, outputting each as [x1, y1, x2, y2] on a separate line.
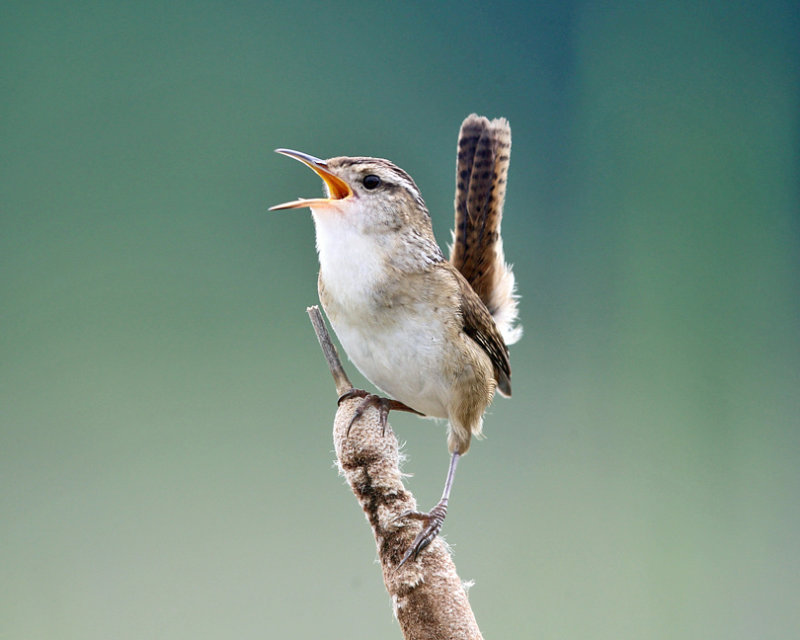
[2, 1, 798, 638]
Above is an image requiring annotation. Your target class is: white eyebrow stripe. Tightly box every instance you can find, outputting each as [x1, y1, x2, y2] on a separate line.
[331, 156, 428, 211]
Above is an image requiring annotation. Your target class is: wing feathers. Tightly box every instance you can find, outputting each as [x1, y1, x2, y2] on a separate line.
[452, 268, 512, 397]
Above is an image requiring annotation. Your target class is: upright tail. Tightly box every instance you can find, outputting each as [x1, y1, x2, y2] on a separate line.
[450, 114, 522, 346]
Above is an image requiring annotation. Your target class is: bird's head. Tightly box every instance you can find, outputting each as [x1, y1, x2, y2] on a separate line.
[270, 149, 434, 236]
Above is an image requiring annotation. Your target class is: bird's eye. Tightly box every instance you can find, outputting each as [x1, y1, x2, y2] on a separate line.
[362, 174, 382, 190]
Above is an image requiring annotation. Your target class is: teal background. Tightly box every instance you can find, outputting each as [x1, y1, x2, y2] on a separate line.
[2, 1, 798, 638]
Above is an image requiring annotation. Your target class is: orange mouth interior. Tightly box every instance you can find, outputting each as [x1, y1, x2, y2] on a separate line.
[270, 148, 352, 210]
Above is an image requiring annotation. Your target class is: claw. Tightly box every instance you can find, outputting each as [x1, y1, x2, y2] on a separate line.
[337, 388, 423, 436]
[395, 500, 449, 569]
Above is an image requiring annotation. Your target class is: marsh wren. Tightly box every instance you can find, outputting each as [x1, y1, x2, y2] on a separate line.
[271, 114, 521, 565]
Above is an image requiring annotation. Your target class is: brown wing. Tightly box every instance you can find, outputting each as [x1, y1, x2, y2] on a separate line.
[451, 114, 512, 317]
[452, 267, 511, 397]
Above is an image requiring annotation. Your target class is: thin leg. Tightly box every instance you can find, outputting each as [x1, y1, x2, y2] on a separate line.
[338, 388, 423, 436]
[396, 452, 461, 568]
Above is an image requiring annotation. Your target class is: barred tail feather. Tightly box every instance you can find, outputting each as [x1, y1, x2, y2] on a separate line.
[451, 114, 521, 346]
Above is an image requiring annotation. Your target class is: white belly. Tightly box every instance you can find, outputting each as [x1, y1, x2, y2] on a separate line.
[328, 304, 451, 419]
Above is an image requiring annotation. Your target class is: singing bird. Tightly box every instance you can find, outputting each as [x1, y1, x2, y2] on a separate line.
[271, 114, 521, 564]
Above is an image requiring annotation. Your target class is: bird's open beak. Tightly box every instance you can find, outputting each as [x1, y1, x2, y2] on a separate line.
[269, 148, 353, 210]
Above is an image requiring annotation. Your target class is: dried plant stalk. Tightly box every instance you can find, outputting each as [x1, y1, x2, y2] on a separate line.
[307, 306, 483, 640]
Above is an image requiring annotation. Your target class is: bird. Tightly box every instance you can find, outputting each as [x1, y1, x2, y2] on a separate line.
[270, 114, 521, 565]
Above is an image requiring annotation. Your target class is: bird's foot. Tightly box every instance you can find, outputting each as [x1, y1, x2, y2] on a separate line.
[394, 499, 449, 568]
[337, 388, 423, 436]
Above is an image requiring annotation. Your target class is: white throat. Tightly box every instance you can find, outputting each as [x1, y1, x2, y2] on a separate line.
[311, 206, 387, 308]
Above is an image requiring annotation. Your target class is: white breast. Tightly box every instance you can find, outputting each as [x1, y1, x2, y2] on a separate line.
[312, 208, 450, 418]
